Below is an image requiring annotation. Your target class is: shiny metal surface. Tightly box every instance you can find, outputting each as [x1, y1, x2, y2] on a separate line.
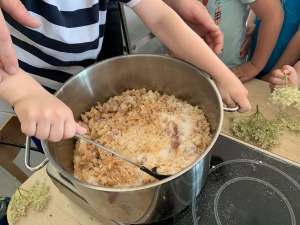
[121, 6, 167, 54]
[41, 54, 224, 224]
[24, 136, 48, 171]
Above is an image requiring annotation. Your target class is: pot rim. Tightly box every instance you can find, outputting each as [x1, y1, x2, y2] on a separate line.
[42, 54, 224, 192]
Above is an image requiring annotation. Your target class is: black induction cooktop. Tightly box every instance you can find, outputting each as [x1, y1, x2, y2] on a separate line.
[146, 135, 300, 225]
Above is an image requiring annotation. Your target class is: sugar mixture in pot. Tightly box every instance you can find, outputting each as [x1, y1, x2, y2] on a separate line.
[73, 89, 212, 188]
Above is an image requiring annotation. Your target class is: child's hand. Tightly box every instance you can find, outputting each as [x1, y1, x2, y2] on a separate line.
[215, 74, 251, 113]
[231, 61, 260, 82]
[0, 0, 41, 76]
[13, 91, 87, 142]
[269, 65, 300, 90]
[0, 67, 86, 142]
[166, 0, 223, 55]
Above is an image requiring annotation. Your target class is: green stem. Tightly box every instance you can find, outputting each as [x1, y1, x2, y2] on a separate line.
[283, 73, 297, 88]
[15, 177, 29, 198]
[284, 73, 289, 88]
[249, 105, 267, 122]
[19, 187, 29, 193]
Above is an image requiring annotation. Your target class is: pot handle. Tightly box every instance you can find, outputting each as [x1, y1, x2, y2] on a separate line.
[25, 135, 49, 172]
[0, 111, 49, 171]
[223, 104, 239, 112]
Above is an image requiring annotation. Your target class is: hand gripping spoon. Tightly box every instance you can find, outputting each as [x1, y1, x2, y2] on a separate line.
[0, 110, 171, 179]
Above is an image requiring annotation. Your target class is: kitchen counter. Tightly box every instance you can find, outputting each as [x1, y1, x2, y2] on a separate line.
[222, 78, 300, 164]
[6, 78, 300, 225]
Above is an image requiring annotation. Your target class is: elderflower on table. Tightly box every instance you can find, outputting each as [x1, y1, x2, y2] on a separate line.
[231, 107, 280, 149]
[10, 180, 51, 224]
[231, 105, 300, 150]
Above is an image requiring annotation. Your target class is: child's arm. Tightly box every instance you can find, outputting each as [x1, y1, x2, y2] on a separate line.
[250, 0, 284, 71]
[231, 0, 284, 82]
[261, 24, 300, 82]
[163, 0, 223, 55]
[133, 0, 251, 112]
[0, 68, 86, 141]
[273, 25, 300, 69]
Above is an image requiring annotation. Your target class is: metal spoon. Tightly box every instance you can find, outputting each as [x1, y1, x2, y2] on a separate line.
[74, 134, 171, 180]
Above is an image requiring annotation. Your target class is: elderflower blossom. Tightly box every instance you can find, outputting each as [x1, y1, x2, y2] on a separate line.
[269, 73, 300, 110]
[9, 193, 30, 224]
[231, 105, 300, 150]
[231, 113, 280, 149]
[275, 110, 300, 132]
[10, 180, 51, 224]
[28, 181, 51, 211]
[270, 86, 300, 110]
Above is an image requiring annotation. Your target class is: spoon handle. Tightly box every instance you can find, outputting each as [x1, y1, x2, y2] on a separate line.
[74, 134, 140, 168]
[74, 134, 170, 180]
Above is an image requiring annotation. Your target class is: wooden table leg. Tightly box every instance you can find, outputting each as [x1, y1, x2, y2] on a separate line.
[0, 116, 28, 183]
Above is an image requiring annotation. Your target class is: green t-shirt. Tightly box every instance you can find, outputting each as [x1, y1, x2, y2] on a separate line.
[202, 0, 255, 68]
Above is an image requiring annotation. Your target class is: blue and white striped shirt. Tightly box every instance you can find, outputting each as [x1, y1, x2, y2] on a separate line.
[4, 0, 140, 93]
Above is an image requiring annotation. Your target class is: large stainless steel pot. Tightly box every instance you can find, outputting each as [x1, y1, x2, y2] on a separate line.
[41, 54, 224, 224]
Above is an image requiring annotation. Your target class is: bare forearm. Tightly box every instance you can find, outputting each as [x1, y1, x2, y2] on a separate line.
[135, 0, 231, 81]
[250, 0, 283, 71]
[0, 68, 45, 106]
[271, 30, 300, 70]
[251, 17, 283, 71]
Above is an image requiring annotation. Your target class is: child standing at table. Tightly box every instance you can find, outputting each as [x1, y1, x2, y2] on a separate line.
[250, 0, 300, 81]
[202, 0, 283, 82]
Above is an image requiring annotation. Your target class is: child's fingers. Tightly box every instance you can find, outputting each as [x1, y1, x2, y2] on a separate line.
[222, 93, 251, 113]
[281, 65, 293, 74]
[269, 77, 285, 92]
[35, 119, 51, 140]
[0, 0, 41, 75]
[20, 119, 37, 137]
[75, 123, 87, 136]
[270, 76, 284, 85]
[271, 69, 285, 79]
[62, 119, 77, 139]
[47, 119, 65, 142]
[234, 96, 251, 113]
[0, 11, 18, 75]
[0, 0, 41, 28]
